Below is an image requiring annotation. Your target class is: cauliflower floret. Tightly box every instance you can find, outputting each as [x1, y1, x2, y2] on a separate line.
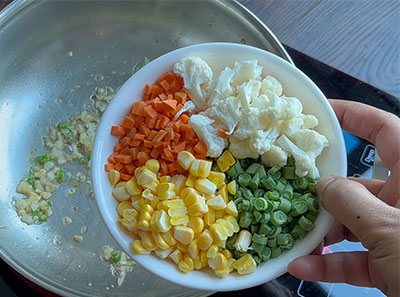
[280, 117, 304, 138]
[249, 127, 279, 155]
[262, 91, 282, 122]
[207, 67, 235, 105]
[188, 114, 226, 158]
[173, 101, 196, 120]
[280, 96, 303, 120]
[229, 136, 259, 159]
[293, 129, 329, 157]
[260, 75, 283, 96]
[233, 108, 268, 140]
[250, 94, 269, 109]
[261, 145, 288, 168]
[173, 57, 213, 111]
[232, 60, 263, 86]
[302, 114, 319, 129]
[236, 80, 261, 113]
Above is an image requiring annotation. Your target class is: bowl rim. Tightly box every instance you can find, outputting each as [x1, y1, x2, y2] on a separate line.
[92, 42, 347, 291]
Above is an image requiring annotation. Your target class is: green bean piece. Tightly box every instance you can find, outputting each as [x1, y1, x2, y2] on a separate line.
[226, 233, 238, 250]
[56, 169, 64, 181]
[282, 166, 296, 179]
[250, 242, 265, 255]
[258, 223, 272, 235]
[252, 233, 268, 245]
[237, 203, 244, 212]
[290, 200, 308, 216]
[232, 161, 244, 174]
[39, 215, 47, 222]
[240, 187, 253, 200]
[36, 154, 50, 165]
[254, 189, 265, 198]
[253, 210, 262, 222]
[292, 177, 308, 190]
[234, 197, 244, 205]
[261, 246, 272, 262]
[264, 200, 275, 213]
[111, 252, 121, 263]
[282, 226, 290, 234]
[265, 190, 280, 201]
[254, 197, 268, 211]
[32, 210, 40, 217]
[242, 199, 250, 211]
[261, 176, 276, 190]
[282, 184, 294, 200]
[308, 178, 318, 193]
[287, 156, 295, 167]
[238, 173, 251, 187]
[298, 193, 314, 202]
[252, 254, 262, 265]
[246, 163, 261, 175]
[291, 224, 305, 240]
[293, 192, 302, 199]
[268, 225, 282, 238]
[260, 212, 271, 224]
[256, 165, 267, 179]
[267, 238, 277, 248]
[298, 216, 315, 231]
[235, 189, 243, 198]
[250, 223, 259, 234]
[274, 181, 285, 193]
[239, 158, 251, 169]
[306, 197, 320, 212]
[27, 177, 35, 186]
[249, 173, 260, 190]
[238, 211, 253, 228]
[271, 247, 282, 258]
[305, 212, 318, 222]
[268, 166, 281, 180]
[271, 210, 288, 226]
[286, 214, 293, 224]
[227, 166, 238, 179]
[212, 163, 221, 172]
[57, 122, 69, 130]
[288, 218, 299, 230]
[47, 201, 52, 206]
[278, 177, 288, 185]
[234, 250, 245, 259]
[277, 233, 294, 249]
[278, 198, 292, 213]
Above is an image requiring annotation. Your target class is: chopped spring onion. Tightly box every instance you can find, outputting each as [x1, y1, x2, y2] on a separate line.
[36, 154, 50, 165]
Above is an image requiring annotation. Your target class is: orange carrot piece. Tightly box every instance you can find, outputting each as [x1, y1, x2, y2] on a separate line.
[150, 148, 160, 159]
[172, 141, 186, 153]
[134, 116, 145, 127]
[131, 101, 146, 116]
[174, 91, 187, 104]
[169, 79, 181, 93]
[194, 141, 208, 155]
[156, 72, 175, 84]
[159, 93, 167, 101]
[130, 140, 141, 147]
[173, 132, 181, 142]
[120, 136, 132, 147]
[159, 116, 170, 129]
[133, 133, 145, 141]
[185, 126, 195, 139]
[167, 162, 178, 173]
[140, 125, 151, 138]
[114, 162, 123, 171]
[164, 127, 175, 141]
[120, 173, 131, 181]
[104, 163, 114, 172]
[143, 140, 153, 148]
[115, 143, 124, 152]
[111, 126, 126, 136]
[152, 130, 168, 143]
[162, 100, 177, 112]
[143, 105, 158, 119]
[144, 84, 152, 95]
[137, 152, 150, 165]
[159, 80, 170, 91]
[129, 147, 139, 160]
[159, 160, 168, 176]
[114, 154, 132, 164]
[150, 85, 164, 95]
[121, 116, 135, 129]
[180, 114, 189, 124]
[124, 164, 135, 175]
[108, 153, 117, 164]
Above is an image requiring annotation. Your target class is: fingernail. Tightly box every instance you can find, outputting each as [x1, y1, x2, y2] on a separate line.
[316, 175, 336, 200]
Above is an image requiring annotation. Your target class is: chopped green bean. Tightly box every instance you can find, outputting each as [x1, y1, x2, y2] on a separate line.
[260, 212, 271, 224]
[268, 225, 282, 238]
[256, 165, 267, 179]
[265, 190, 280, 201]
[277, 233, 294, 249]
[254, 197, 268, 211]
[274, 181, 285, 193]
[305, 212, 318, 222]
[250, 242, 265, 255]
[282, 183, 293, 199]
[268, 166, 281, 180]
[47, 201, 52, 206]
[306, 197, 320, 212]
[254, 189, 265, 197]
[234, 197, 244, 205]
[253, 210, 262, 222]
[271, 210, 287, 226]
[293, 192, 302, 199]
[292, 177, 308, 190]
[239, 158, 251, 169]
[238, 211, 253, 228]
[246, 163, 261, 175]
[267, 238, 277, 248]
[252, 233, 268, 245]
[57, 122, 69, 130]
[252, 254, 262, 264]
[249, 173, 260, 190]
[32, 210, 40, 217]
[282, 166, 296, 179]
[261, 246, 271, 261]
[235, 190, 243, 198]
[290, 200, 308, 216]
[282, 226, 290, 233]
[39, 215, 47, 222]
[226, 233, 238, 250]
[261, 176, 276, 190]
[258, 223, 272, 235]
[238, 173, 251, 187]
[278, 198, 292, 213]
[56, 169, 64, 181]
[291, 224, 305, 240]
[79, 157, 86, 164]
[250, 223, 259, 234]
[271, 247, 282, 258]
[27, 177, 35, 186]
[298, 216, 315, 231]
[36, 154, 49, 165]
[111, 252, 121, 263]
[233, 250, 245, 259]
[242, 200, 250, 211]
[240, 187, 253, 199]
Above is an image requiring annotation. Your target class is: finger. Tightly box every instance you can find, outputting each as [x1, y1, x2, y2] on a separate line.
[317, 175, 399, 252]
[329, 99, 400, 171]
[348, 177, 385, 197]
[288, 252, 385, 290]
[324, 220, 359, 246]
[375, 161, 400, 207]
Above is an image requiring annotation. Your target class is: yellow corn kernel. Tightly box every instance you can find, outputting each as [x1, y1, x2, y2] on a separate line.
[138, 198, 149, 209]
[156, 182, 175, 195]
[139, 231, 157, 251]
[178, 259, 191, 274]
[108, 169, 120, 185]
[157, 200, 169, 212]
[234, 230, 252, 252]
[228, 257, 236, 272]
[198, 160, 212, 178]
[168, 207, 187, 217]
[166, 199, 185, 209]
[134, 166, 145, 178]
[214, 210, 226, 219]
[152, 232, 170, 250]
[150, 209, 171, 233]
[136, 168, 157, 185]
[214, 267, 230, 279]
[208, 171, 226, 186]
[208, 252, 228, 271]
[189, 159, 201, 177]
[188, 202, 208, 217]
[204, 208, 216, 226]
[154, 247, 173, 259]
[217, 185, 228, 204]
[141, 204, 154, 214]
[131, 239, 151, 255]
[206, 195, 226, 210]
[159, 175, 171, 183]
[197, 229, 213, 250]
[233, 254, 257, 275]
[187, 216, 204, 236]
[220, 150, 236, 166]
[214, 238, 226, 249]
[141, 212, 152, 222]
[188, 239, 199, 260]
[224, 215, 240, 232]
[180, 187, 198, 201]
[142, 181, 158, 192]
[216, 219, 234, 237]
[225, 200, 238, 217]
[177, 151, 195, 170]
[120, 217, 137, 231]
[162, 231, 177, 246]
[137, 219, 150, 231]
[170, 215, 189, 226]
[174, 226, 194, 245]
[185, 174, 196, 188]
[126, 178, 141, 196]
[195, 178, 217, 196]
[141, 189, 154, 200]
[221, 249, 232, 260]
[116, 181, 127, 188]
[194, 257, 202, 270]
[200, 250, 208, 266]
[117, 201, 133, 217]
[227, 180, 236, 195]
[206, 244, 219, 259]
[210, 223, 228, 241]
[123, 208, 139, 218]
[216, 160, 229, 172]
[158, 191, 176, 200]
[112, 186, 130, 202]
[170, 174, 186, 195]
[169, 249, 183, 264]
[176, 242, 189, 253]
[184, 254, 194, 271]
[150, 195, 159, 209]
[183, 192, 203, 208]
[132, 199, 141, 211]
[145, 159, 160, 172]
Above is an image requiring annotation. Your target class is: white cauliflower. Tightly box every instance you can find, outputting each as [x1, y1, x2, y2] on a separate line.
[173, 101, 195, 120]
[250, 94, 269, 109]
[280, 96, 303, 120]
[249, 127, 279, 155]
[280, 117, 304, 138]
[232, 60, 263, 86]
[173, 57, 213, 111]
[229, 136, 259, 159]
[293, 129, 329, 157]
[207, 67, 235, 105]
[236, 80, 261, 113]
[260, 75, 283, 96]
[261, 145, 288, 168]
[188, 114, 226, 158]
[302, 114, 319, 129]
[233, 108, 268, 140]
[262, 91, 283, 122]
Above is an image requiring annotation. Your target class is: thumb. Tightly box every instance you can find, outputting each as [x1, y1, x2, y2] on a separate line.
[316, 175, 394, 250]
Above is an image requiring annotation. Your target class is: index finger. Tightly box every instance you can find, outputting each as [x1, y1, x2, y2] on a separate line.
[329, 99, 400, 170]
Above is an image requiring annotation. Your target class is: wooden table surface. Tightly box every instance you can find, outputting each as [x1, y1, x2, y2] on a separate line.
[240, 0, 400, 99]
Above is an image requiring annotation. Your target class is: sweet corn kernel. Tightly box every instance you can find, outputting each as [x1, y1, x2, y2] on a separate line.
[150, 195, 159, 209]
[214, 210, 226, 219]
[138, 198, 149, 209]
[214, 238, 227, 249]
[227, 180, 236, 195]
[137, 219, 150, 231]
[152, 232, 170, 250]
[170, 174, 186, 195]
[120, 217, 137, 231]
[132, 199, 141, 211]
[195, 178, 217, 195]
[176, 242, 189, 253]
[145, 159, 160, 172]
[136, 168, 157, 185]
[169, 249, 183, 264]
[177, 151, 195, 170]
[188, 239, 200, 259]
[198, 160, 212, 178]
[159, 175, 171, 183]
[187, 202, 208, 217]
[126, 178, 141, 196]
[182, 191, 202, 207]
[131, 239, 151, 255]
[221, 249, 232, 260]
[208, 252, 228, 271]
[174, 226, 194, 245]
[217, 185, 228, 203]
[150, 210, 171, 232]
[223, 215, 240, 232]
[142, 189, 154, 200]
[184, 254, 194, 271]
[168, 207, 187, 217]
[216, 160, 229, 173]
[206, 244, 219, 259]
[187, 216, 204, 236]
[140, 211, 152, 222]
[214, 267, 230, 279]
[117, 201, 134, 217]
[154, 247, 173, 259]
[158, 190, 176, 200]
[170, 215, 189, 226]
[108, 169, 120, 185]
[123, 208, 139, 218]
[225, 200, 238, 217]
[194, 257, 202, 270]
[234, 230, 252, 252]
[139, 231, 157, 250]
[185, 174, 196, 187]
[207, 195, 226, 210]
[216, 219, 234, 237]
[157, 200, 169, 211]
[197, 230, 213, 250]
[233, 254, 257, 275]
[178, 259, 191, 274]
[200, 250, 208, 266]
[210, 223, 228, 241]
[134, 166, 145, 178]
[166, 199, 185, 208]
[116, 181, 127, 188]
[180, 187, 198, 200]
[220, 150, 236, 166]
[161, 231, 176, 246]
[112, 186, 131, 202]
[189, 159, 201, 177]
[142, 181, 158, 192]
[228, 257, 236, 272]
[157, 182, 175, 194]
[141, 204, 154, 214]
[204, 209, 216, 226]
[208, 171, 226, 186]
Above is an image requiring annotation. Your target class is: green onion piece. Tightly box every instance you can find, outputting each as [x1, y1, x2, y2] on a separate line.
[249, 173, 260, 190]
[260, 212, 271, 224]
[238, 211, 253, 228]
[239, 158, 251, 169]
[57, 122, 69, 130]
[254, 189, 265, 198]
[306, 198, 320, 212]
[277, 233, 294, 249]
[27, 177, 35, 186]
[212, 163, 221, 172]
[240, 187, 253, 200]
[267, 238, 277, 248]
[36, 154, 49, 165]
[235, 190, 243, 198]
[253, 210, 262, 222]
[290, 201, 308, 216]
[288, 218, 299, 230]
[282, 166, 296, 179]
[265, 190, 280, 201]
[286, 214, 293, 224]
[56, 170, 64, 181]
[268, 225, 282, 238]
[238, 173, 251, 187]
[232, 161, 244, 174]
[258, 223, 272, 235]
[87, 154, 91, 161]
[242, 199, 250, 211]
[252, 233, 268, 245]
[264, 200, 275, 213]
[282, 184, 293, 200]
[250, 242, 265, 255]
[282, 226, 290, 233]
[79, 157, 86, 164]
[271, 210, 287, 226]
[246, 163, 261, 175]
[298, 193, 314, 202]
[306, 212, 318, 222]
[233, 250, 245, 259]
[278, 177, 288, 185]
[234, 197, 244, 205]
[271, 247, 282, 258]
[39, 215, 47, 222]
[255, 165, 267, 179]
[291, 224, 306, 239]
[278, 198, 292, 213]
[226, 166, 238, 178]
[298, 216, 315, 231]
[261, 176, 276, 190]
[268, 166, 281, 180]
[47, 201, 52, 206]
[308, 178, 318, 193]
[254, 197, 268, 211]
[292, 177, 308, 190]
[111, 252, 121, 263]
[252, 254, 262, 265]
[32, 210, 40, 217]
[274, 181, 285, 193]
[293, 192, 302, 199]
[261, 246, 271, 262]
[250, 223, 259, 234]
[287, 156, 295, 167]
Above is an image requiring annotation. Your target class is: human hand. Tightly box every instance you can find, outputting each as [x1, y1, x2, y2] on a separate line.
[288, 99, 400, 297]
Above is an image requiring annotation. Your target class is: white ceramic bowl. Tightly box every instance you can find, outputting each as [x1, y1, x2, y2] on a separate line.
[92, 43, 347, 291]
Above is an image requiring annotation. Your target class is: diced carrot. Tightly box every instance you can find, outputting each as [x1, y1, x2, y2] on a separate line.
[164, 127, 175, 141]
[169, 79, 181, 93]
[140, 125, 151, 138]
[174, 91, 187, 104]
[130, 140, 141, 147]
[159, 160, 168, 176]
[149, 84, 164, 95]
[167, 94, 173, 100]
[104, 163, 114, 172]
[131, 101, 146, 116]
[194, 141, 208, 155]
[133, 133, 145, 141]
[146, 117, 157, 129]
[143, 94, 150, 101]
[115, 154, 132, 164]
[120, 136, 132, 147]
[159, 93, 167, 100]
[137, 151, 150, 165]
[115, 143, 124, 152]
[180, 114, 189, 124]
[156, 72, 175, 84]
[162, 100, 177, 112]
[185, 126, 195, 139]
[124, 164, 135, 175]
[147, 130, 158, 141]
[144, 84, 152, 95]
[150, 148, 160, 159]
[159, 80, 170, 92]
[143, 105, 158, 119]
[167, 162, 178, 173]
[133, 160, 142, 167]
[163, 147, 174, 161]
[108, 153, 117, 164]
[121, 116, 135, 129]
[129, 147, 139, 160]
[143, 140, 153, 148]
[142, 147, 151, 155]
[154, 119, 161, 129]
[172, 141, 186, 153]
[152, 130, 168, 143]
[120, 173, 131, 181]
[111, 126, 126, 136]
[114, 162, 123, 171]
[135, 116, 145, 127]
[120, 147, 130, 155]
[195, 154, 206, 160]
[127, 128, 137, 138]
[159, 116, 170, 129]
[173, 120, 182, 132]
[173, 132, 181, 142]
